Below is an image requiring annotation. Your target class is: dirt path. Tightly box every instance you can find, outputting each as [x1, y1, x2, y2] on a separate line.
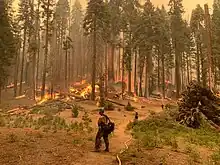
[74, 100, 162, 165]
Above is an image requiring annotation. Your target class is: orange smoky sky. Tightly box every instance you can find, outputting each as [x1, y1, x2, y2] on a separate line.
[14, 0, 214, 17]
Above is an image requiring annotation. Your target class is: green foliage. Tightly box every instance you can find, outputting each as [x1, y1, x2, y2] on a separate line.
[71, 105, 79, 118]
[210, 149, 220, 164]
[130, 111, 220, 150]
[30, 106, 62, 116]
[83, 0, 110, 36]
[0, 2, 16, 87]
[125, 101, 135, 111]
[104, 101, 114, 111]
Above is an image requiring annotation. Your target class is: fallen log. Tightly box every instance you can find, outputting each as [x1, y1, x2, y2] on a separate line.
[106, 99, 126, 106]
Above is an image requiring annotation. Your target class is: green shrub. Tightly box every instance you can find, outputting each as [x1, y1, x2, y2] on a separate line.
[71, 105, 79, 118]
[125, 102, 135, 111]
[104, 101, 114, 111]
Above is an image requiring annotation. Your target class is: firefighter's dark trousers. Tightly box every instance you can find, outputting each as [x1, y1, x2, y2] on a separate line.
[95, 129, 109, 150]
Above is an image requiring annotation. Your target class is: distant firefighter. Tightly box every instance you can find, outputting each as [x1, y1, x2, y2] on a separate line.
[133, 112, 138, 123]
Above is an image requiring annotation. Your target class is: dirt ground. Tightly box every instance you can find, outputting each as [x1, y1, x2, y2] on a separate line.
[0, 90, 164, 165]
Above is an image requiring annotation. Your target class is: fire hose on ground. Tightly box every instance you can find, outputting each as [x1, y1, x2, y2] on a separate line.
[116, 136, 133, 165]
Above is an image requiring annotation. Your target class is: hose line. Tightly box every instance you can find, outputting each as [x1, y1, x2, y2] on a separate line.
[116, 137, 132, 165]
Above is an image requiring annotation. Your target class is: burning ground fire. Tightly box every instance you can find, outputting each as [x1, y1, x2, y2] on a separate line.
[14, 79, 140, 105]
[69, 84, 99, 99]
[35, 80, 94, 104]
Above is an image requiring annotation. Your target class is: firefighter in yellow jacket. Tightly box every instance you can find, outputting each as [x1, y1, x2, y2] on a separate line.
[95, 108, 109, 152]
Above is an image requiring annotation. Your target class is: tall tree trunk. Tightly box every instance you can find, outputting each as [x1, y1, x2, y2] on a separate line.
[36, 28, 40, 90]
[14, 45, 20, 97]
[200, 44, 207, 87]
[139, 49, 144, 97]
[175, 40, 181, 98]
[189, 55, 192, 82]
[186, 53, 190, 84]
[144, 56, 150, 98]
[127, 32, 132, 94]
[112, 44, 115, 81]
[134, 49, 137, 95]
[118, 45, 121, 81]
[161, 46, 165, 99]
[145, 49, 152, 98]
[157, 48, 160, 92]
[81, 36, 84, 79]
[72, 48, 75, 82]
[36, 1, 40, 90]
[196, 43, 200, 83]
[41, 0, 50, 99]
[60, 30, 63, 83]
[19, 27, 27, 95]
[91, 18, 97, 100]
[139, 73, 143, 97]
[25, 61, 30, 85]
[180, 53, 184, 90]
[68, 50, 71, 83]
[144, 56, 149, 98]
[0, 85, 2, 104]
[108, 44, 114, 82]
[32, 50, 36, 100]
[64, 48, 68, 89]
[104, 43, 108, 97]
[122, 33, 125, 99]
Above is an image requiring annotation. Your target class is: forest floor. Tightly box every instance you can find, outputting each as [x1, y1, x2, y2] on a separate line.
[1, 88, 220, 165]
[0, 88, 164, 165]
